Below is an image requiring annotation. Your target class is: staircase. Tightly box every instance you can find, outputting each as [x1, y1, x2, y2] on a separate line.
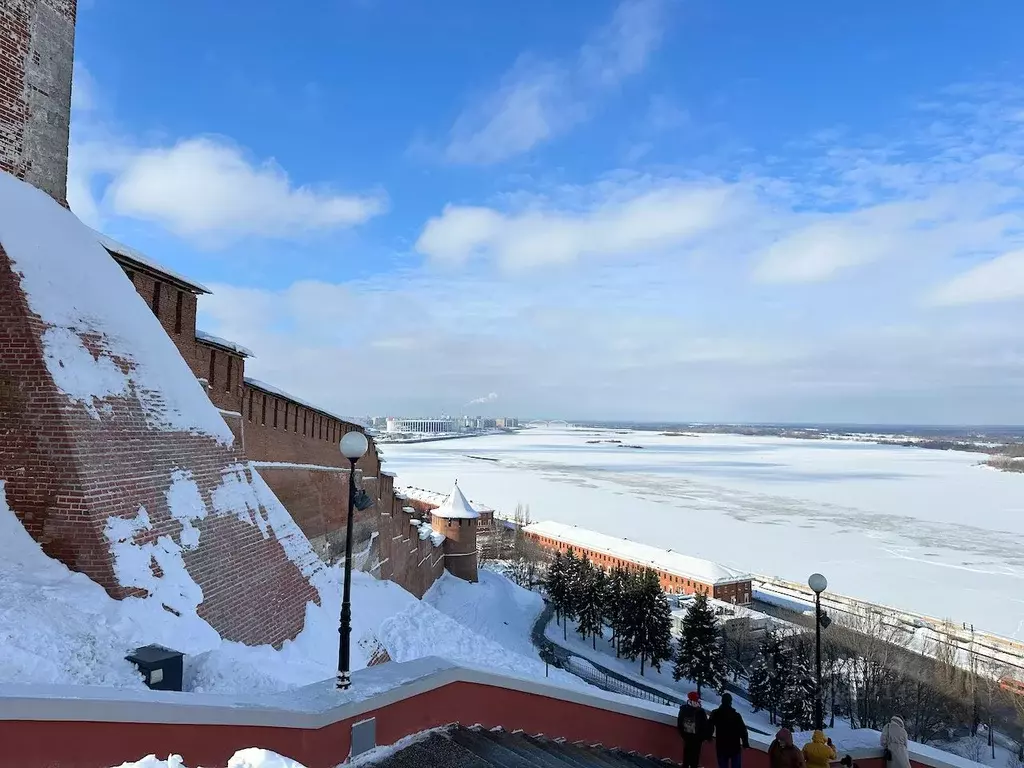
[363, 725, 679, 766]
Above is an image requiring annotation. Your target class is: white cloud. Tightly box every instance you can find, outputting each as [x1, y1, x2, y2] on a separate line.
[66, 71, 385, 243]
[104, 138, 386, 242]
[467, 392, 499, 406]
[443, 0, 665, 164]
[416, 180, 743, 269]
[930, 250, 1024, 306]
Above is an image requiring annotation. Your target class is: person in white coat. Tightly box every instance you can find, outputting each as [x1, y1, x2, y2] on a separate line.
[880, 715, 911, 768]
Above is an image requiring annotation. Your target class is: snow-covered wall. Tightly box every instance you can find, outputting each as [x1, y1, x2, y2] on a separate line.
[0, 171, 324, 646]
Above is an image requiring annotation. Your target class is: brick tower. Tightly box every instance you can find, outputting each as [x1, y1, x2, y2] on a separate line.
[0, 0, 76, 203]
[0, 1, 324, 646]
[430, 483, 479, 583]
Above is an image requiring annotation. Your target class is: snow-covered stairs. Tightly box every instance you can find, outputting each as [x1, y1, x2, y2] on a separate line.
[363, 725, 679, 766]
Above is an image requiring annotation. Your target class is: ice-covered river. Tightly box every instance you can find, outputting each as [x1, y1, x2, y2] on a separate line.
[383, 427, 1024, 640]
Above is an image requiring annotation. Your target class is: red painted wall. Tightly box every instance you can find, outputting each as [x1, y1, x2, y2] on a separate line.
[0, 678, 914, 768]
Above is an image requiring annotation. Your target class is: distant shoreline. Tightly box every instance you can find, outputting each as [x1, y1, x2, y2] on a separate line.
[572, 421, 1024, 473]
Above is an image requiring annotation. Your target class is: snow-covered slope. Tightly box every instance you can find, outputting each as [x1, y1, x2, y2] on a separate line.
[0, 480, 580, 694]
[424, 569, 545, 659]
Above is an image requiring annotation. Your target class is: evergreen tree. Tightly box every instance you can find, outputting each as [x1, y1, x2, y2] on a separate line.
[545, 552, 567, 626]
[619, 568, 673, 676]
[673, 593, 729, 695]
[560, 548, 582, 640]
[780, 643, 816, 731]
[748, 630, 787, 725]
[605, 565, 629, 657]
[577, 561, 607, 649]
[747, 641, 774, 719]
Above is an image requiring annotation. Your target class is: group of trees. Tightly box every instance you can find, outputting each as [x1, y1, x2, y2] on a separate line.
[535, 544, 1024, 755]
[545, 549, 734, 692]
[545, 549, 674, 675]
[740, 606, 1024, 755]
[746, 630, 817, 729]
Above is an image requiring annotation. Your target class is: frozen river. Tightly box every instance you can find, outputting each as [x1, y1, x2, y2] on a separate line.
[383, 427, 1024, 640]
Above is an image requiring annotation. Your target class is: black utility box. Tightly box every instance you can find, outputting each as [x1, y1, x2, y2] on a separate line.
[126, 644, 183, 691]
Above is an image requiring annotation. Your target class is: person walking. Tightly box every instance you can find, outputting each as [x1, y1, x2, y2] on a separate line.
[803, 731, 837, 768]
[677, 691, 710, 768]
[709, 693, 750, 768]
[880, 715, 911, 768]
[768, 728, 805, 768]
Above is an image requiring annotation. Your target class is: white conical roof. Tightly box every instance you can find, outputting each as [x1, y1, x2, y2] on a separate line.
[433, 482, 479, 520]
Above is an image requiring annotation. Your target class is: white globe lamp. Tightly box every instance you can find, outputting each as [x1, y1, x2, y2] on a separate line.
[340, 431, 368, 460]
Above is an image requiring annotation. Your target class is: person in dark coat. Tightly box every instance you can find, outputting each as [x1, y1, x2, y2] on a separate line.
[709, 693, 750, 768]
[769, 728, 805, 768]
[677, 691, 710, 768]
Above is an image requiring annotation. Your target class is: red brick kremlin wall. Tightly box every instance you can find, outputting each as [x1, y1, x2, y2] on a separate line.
[0, 211, 318, 647]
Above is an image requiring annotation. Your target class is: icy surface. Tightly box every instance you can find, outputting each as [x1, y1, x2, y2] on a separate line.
[383, 427, 1024, 639]
[96, 230, 211, 293]
[0, 173, 234, 443]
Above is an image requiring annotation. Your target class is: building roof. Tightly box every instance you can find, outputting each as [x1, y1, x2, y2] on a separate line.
[399, 486, 491, 516]
[524, 521, 750, 586]
[195, 329, 255, 358]
[432, 483, 480, 520]
[96, 231, 211, 294]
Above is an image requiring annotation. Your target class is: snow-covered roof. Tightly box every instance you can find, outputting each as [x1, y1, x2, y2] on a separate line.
[432, 483, 480, 520]
[95, 231, 211, 294]
[400, 486, 491, 516]
[196, 329, 255, 358]
[244, 377, 365, 429]
[524, 521, 750, 586]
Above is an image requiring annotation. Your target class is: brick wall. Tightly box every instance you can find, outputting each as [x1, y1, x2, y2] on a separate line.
[376, 493, 446, 598]
[194, 340, 244, 414]
[433, 515, 478, 583]
[0, 0, 76, 203]
[0, 241, 319, 647]
[254, 465, 379, 565]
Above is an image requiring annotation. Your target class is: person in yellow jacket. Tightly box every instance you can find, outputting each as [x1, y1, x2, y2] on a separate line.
[802, 731, 838, 768]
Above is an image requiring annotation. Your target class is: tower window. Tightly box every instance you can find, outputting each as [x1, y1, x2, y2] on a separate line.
[208, 350, 216, 387]
[225, 356, 233, 392]
[152, 281, 162, 316]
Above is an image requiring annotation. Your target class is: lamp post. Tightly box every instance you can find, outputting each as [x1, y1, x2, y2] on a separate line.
[808, 572, 828, 730]
[337, 430, 369, 690]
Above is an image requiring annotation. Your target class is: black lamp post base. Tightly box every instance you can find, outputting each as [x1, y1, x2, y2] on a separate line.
[336, 670, 351, 690]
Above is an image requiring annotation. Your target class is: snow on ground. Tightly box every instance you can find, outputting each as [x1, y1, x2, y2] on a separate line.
[384, 427, 1024, 640]
[424, 570, 544, 659]
[0, 477, 587, 696]
[116, 749, 305, 768]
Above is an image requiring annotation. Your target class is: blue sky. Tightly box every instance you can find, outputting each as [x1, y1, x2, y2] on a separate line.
[70, 0, 1024, 423]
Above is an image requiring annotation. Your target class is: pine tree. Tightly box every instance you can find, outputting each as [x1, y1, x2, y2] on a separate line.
[748, 630, 786, 725]
[560, 548, 582, 640]
[545, 551, 567, 627]
[605, 565, 629, 657]
[780, 643, 816, 731]
[747, 642, 774, 718]
[619, 568, 673, 676]
[673, 593, 728, 695]
[577, 561, 607, 649]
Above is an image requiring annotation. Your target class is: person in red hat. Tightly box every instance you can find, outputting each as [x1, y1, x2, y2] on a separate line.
[677, 691, 710, 768]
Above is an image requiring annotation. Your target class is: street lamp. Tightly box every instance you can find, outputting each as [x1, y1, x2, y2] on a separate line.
[337, 430, 369, 690]
[808, 572, 829, 730]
